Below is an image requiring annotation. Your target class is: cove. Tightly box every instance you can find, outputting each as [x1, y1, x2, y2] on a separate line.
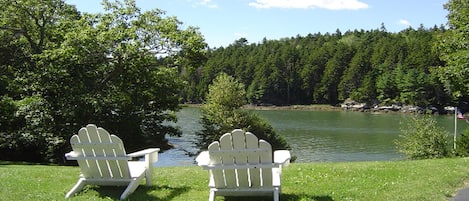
[156, 107, 467, 166]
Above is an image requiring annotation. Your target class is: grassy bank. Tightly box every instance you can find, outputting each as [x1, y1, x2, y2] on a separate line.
[1, 158, 469, 201]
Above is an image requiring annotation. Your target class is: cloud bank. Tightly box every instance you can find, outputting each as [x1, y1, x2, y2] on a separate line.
[248, 0, 369, 10]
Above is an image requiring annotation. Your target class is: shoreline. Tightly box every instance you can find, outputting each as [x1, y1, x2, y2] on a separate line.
[181, 104, 448, 115]
[242, 104, 343, 111]
[181, 103, 342, 111]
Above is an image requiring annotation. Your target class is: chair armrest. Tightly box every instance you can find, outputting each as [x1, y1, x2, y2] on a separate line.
[274, 150, 291, 166]
[65, 151, 77, 160]
[196, 151, 210, 166]
[127, 148, 160, 158]
[128, 148, 160, 169]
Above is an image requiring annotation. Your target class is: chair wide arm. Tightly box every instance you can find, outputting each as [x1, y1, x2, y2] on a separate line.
[65, 151, 77, 160]
[128, 148, 160, 168]
[126, 148, 159, 187]
[274, 150, 291, 167]
[127, 148, 160, 158]
[196, 151, 210, 167]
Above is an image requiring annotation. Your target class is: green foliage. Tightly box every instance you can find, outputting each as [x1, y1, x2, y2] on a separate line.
[435, 0, 469, 99]
[395, 115, 450, 159]
[0, 0, 80, 54]
[0, 0, 206, 163]
[233, 111, 290, 150]
[455, 127, 469, 156]
[247, 80, 265, 104]
[375, 69, 398, 104]
[0, 96, 16, 129]
[338, 46, 371, 101]
[193, 26, 447, 107]
[394, 65, 433, 106]
[205, 72, 247, 112]
[0, 95, 64, 163]
[197, 73, 289, 151]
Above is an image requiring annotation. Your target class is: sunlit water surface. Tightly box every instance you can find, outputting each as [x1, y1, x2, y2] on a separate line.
[156, 107, 466, 166]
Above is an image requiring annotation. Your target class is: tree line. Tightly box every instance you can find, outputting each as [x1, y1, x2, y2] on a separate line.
[181, 25, 463, 110]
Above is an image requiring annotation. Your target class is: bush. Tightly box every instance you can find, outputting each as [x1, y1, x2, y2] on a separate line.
[395, 115, 450, 159]
[0, 95, 65, 163]
[455, 127, 469, 156]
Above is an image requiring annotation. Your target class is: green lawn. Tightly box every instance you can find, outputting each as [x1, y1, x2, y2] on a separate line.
[1, 158, 469, 201]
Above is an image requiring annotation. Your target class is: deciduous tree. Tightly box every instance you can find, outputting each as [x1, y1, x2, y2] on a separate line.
[197, 73, 289, 151]
[435, 0, 469, 99]
[0, 0, 207, 163]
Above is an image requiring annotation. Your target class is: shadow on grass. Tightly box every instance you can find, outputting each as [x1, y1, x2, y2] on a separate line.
[0, 161, 60, 166]
[83, 184, 190, 200]
[223, 193, 334, 201]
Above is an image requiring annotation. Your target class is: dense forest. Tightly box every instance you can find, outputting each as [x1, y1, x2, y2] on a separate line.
[180, 25, 457, 111]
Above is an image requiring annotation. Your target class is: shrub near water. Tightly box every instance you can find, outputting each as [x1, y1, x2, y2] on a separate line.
[395, 115, 450, 159]
[455, 127, 469, 156]
[196, 73, 289, 151]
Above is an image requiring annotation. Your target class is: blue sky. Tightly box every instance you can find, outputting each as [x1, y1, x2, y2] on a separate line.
[65, 0, 449, 48]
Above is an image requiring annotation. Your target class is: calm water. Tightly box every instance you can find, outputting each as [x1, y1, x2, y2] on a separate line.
[156, 107, 467, 166]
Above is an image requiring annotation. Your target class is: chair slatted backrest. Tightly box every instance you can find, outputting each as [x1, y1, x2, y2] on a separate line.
[208, 129, 273, 189]
[70, 124, 131, 179]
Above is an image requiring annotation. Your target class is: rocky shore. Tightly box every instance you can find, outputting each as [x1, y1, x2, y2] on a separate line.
[184, 103, 452, 115]
[339, 101, 445, 114]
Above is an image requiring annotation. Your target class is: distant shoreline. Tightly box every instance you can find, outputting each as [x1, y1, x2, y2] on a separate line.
[242, 104, 342, 111]
[181, 104, 343, 111]
[181, 104, 451, 115]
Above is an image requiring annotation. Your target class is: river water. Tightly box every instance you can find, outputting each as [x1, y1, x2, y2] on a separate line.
[155, 107, 467, 166]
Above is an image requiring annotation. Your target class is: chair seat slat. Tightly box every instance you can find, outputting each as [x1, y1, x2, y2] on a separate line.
[65, 156, 131, 160]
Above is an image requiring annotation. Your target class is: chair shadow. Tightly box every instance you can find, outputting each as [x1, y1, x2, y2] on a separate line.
[88, 184, 190, 200]
[224, 193, 334, 201]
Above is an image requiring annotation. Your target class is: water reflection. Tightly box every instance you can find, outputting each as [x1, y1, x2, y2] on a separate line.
[156, 107, 466, 166]
[254, 110, 404, 162]
[156, 107, 201, 167]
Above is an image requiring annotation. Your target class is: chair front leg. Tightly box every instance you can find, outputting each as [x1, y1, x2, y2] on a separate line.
[144, 151, 158, 185]
[65, 178, 86, 198]
[209, 189, 216, 201]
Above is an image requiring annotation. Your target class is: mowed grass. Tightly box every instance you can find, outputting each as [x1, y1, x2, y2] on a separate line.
[1, 158, 469, 201]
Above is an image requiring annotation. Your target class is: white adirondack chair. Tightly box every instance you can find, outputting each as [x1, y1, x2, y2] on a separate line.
[64, 124, 159, 200]
[196, 129, 291, 201]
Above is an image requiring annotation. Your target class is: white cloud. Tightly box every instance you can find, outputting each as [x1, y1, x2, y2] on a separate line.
[248, 0, 369, 10]
[196, 0, 218, 8]
[399, 19, 411, 26]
